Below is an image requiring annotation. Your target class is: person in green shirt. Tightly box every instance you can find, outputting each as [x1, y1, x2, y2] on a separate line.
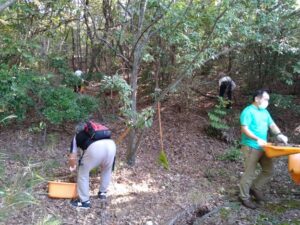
[239, 89, 288, 209]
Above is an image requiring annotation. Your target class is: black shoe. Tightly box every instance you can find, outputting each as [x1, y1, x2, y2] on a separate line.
[240, 198, 257, 209]
[70, 199, 91, 208]
[250, 189, 266, 202]
[98, 192, 107, 200]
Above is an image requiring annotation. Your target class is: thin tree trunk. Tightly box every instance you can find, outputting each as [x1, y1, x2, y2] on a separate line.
[71, 28, 76, 70]
[0, 0, 17, 13]
[77, 19, 83, 69]
[126, 0, 148, 166]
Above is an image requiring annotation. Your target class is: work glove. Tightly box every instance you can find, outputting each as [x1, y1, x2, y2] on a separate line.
[69, 165, 77, 172]
[277, 134, 288, 144]
[257, 138, 267, 146]
[68, 153, 77, 172]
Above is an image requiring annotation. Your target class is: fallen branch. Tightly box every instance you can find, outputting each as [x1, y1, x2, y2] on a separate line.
[167, 202, 235, 225]
[191, 87, 218, 99]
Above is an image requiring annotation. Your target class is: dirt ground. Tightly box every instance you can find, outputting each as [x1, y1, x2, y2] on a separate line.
[1, 94, 300, 225]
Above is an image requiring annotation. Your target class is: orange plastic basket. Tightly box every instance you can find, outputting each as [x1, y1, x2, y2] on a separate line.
[48, 181, 78, 199]
[262, 143, 300, 158]
[289, 172, 300, 185]
[288, 153, 300, 174]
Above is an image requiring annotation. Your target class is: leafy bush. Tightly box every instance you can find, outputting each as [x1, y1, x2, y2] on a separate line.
[101, 75, 154, 128]
[218, 144, 242, 162]
[39, 87, 98, 124]
[62, 71, 83, 87]
[0, 65, 35, 122]
[48, 56, 68, 70]
[48, 55, 82, 87]
[0, 65, 99, 125]
[270, 93, 300, 115]
[208, 97, 229, 131]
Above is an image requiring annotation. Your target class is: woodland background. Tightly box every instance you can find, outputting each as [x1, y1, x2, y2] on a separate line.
[0, 0, 300, 224]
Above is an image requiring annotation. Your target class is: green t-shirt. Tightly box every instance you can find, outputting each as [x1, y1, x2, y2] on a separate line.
[240, 104, 274, 150]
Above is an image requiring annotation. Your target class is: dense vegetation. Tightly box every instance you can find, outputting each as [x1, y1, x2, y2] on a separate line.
[0, 0, 299, 223]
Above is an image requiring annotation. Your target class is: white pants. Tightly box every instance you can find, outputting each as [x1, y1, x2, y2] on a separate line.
[77, 139, 116, 202]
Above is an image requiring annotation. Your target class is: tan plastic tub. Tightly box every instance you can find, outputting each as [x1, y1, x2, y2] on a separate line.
[48, 181, 78, 199]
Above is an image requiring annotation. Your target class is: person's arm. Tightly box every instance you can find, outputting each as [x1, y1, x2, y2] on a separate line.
[269, 123, 281, 135]
[241, 125, 266, 145]
[69, 136, 78, 171]
[269, 123, 288, 144]
[231, 81, 236, 90]
[218, 78, 222, 86]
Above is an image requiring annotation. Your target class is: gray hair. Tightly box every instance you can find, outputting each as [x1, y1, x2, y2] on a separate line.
[75, 122, 85, 133]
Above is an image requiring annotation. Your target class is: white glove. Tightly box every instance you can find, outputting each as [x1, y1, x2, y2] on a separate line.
[277, 134, 288, 144]
[257, 138, 267, 146]
[69, 166, 77, 172]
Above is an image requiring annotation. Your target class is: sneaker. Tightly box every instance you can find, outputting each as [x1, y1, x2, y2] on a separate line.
[250, 189, 266, 202]
[70, 199, 91, 208]
[240, 198, 257, 209]
[98, 192, 107, 200]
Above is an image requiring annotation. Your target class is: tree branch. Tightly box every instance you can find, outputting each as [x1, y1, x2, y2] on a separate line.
[0, 0, 17, 13]
[83, 2, 131, 64]
[130, 0, 175, 58]
[155, 45, 242, 103]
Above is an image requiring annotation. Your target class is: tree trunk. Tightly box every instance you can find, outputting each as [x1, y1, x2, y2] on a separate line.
[126, 0, 148, 166]
[126, 128, 137, 165]
[71, 28, 76, 70]
[0, 0, 17, 13]
[77, 19, 83, 69]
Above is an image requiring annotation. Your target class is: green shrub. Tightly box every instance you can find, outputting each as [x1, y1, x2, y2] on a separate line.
[0, 65, 35, 122]
[101, 75, 154, 128]
[62, 71, 82, 87]
[206, 97, 230, 139]
[218, 144, 242, 162]
[207, 97, 229, 131]
[39, 87, 98, 124]
[0, 65, 99, 125]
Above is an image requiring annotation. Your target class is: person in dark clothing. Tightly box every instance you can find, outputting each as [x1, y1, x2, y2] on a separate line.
[218, 72, 236, 108]
[74, 69, 84, 93]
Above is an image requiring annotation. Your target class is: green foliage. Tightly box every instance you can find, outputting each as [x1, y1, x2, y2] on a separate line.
[135, 107, 155, 129]
[0, 155, 40, 223]
[158, 150, 169, 170]
[207, 98, 229, 132]
[0, 65, 98, 125]
[28, 122, 46, 134]
[49, 56, 68, 70]
[63, 71, 83, 87]
[101, 74, 132, 109]
[218, 144, 242, 162]
[0, 65, 37, 122]
[0, 115, 17, 123]
[36, 215, 62, 225]
[47, 56, 82, 87]
[39, 87, 98, 124]
[293, 61, 300, 74]
[270, 94, 294, 110]
[270, 94, 300, 115]
[101, 75, 155, 129]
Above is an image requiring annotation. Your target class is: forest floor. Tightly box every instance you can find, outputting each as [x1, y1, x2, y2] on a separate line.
[1, 91, 300, 225]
